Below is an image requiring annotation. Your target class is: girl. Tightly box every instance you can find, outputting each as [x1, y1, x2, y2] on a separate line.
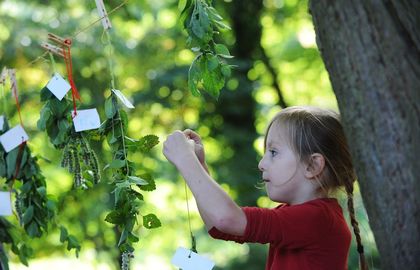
[163, 106, 367, 270]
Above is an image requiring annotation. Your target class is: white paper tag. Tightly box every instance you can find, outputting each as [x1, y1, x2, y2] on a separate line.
[0, 115, 4, 130]
[171, 247, 215, 270]
[112, 89, 134, 109]
[46, 73, 71, 101]
[72, 108, 101, 132]
[0, 191, 13, 216]
[0, 125, 29, 152]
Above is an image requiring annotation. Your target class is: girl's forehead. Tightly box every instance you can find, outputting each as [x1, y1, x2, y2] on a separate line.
[266, 122, 288, 145]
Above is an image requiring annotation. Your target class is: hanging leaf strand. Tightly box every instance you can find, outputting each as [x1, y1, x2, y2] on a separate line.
[37, 86, 101, 188]
[179, 0, 234, 98]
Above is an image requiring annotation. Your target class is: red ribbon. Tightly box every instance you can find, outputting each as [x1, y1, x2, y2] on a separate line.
[13, 140, 26, 179]
[61, 39, 81, 117]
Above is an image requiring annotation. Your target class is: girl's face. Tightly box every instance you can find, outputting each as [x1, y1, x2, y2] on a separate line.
[258, 122, 308, 204]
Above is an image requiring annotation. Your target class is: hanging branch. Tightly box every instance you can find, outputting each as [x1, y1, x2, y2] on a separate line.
[96, 3, 161, 268]
[179, 0, 234, 99]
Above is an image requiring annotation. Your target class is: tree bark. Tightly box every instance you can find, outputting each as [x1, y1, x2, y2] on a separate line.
[309, 1, 420, 269]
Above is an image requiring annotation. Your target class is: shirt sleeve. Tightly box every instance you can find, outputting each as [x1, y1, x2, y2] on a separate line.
[208, 202, 333, 248]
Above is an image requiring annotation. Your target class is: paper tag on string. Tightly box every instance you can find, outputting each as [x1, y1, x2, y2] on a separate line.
[72, 109, 101, 132]
[0, 192, 12, 216]
[171, 247, 215, 270]
[0, 115, 4, 130]
[0, 125, 29, 152]
[112, 89, 135, 109]
[46, 73, 71, 100]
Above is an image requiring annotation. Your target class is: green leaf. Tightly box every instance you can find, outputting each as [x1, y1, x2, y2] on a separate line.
[137, 135, 159, 152]
[128, 231, 139, 243]
[221, 64, 232, 77]
[118, 228, 128, 246]
[37, 106, 52, 131]
[22, 205, 34, 225]
[128, 176, 148, 186]
[26, 222, 39, 238]
[207, 54, 219, 71]
[40, 86, 53, 101]
[105, 96, 117, 119]
[215, 44, 233, 58]
[108, 159, 126, 169]
[60, 226, 68, 243]
[143, 214, 161, 229]
[188, 56, 202, 96]
[138, 173, 156, 192]
[105, 210, 125, 225]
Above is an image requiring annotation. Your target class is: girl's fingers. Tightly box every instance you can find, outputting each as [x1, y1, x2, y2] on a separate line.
[183, 129, 201, 143]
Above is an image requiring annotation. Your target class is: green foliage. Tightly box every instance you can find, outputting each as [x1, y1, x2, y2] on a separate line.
[100, 92, 160, 266]
[180, 0, 234, 98]
[0, 117, 77, 268]
[37, 85, 101, 188]
[59, 226, 81, 257]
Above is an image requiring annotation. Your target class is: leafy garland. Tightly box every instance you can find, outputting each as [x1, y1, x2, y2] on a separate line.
[179, 0, 234, 98]
[0, 116, 79, 269]
[100, 30, 161, 270]
[37, 86, 101, 189]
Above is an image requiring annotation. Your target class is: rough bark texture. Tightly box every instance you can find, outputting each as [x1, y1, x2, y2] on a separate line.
[309, 1, 420, 269]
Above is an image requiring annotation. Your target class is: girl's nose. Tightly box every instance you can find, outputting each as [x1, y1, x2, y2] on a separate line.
[258, 157, 265, 172]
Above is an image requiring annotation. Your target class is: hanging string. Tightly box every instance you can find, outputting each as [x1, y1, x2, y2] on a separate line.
[61, 40, 81, 117]
[9, 70, 24, 128]
[184, 182, 197, 254]
[22, 0, 129, 69]
[49, 52, 57, 74]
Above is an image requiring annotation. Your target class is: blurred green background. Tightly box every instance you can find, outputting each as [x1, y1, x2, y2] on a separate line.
[0, 0, 380, 269]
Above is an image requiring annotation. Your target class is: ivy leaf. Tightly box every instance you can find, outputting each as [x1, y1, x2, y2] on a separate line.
[142, 214, 161, 229]
[26, 222, 39, 238]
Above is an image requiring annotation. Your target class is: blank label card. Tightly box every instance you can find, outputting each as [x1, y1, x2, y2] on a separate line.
[0, 115, 4, 130]
[0, 124, 29, 152]
[112, 89, 134, 109]
[171, 247, 215, 270]
[46, 73, 71, 100]
[0, 191, 12, 216]
[73, 109, 101, 132]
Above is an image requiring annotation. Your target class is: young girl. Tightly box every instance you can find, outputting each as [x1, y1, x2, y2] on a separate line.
[163, 106, 367, 270]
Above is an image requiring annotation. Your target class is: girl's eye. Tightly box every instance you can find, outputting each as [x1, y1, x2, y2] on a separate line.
[269, 150, 278, 157]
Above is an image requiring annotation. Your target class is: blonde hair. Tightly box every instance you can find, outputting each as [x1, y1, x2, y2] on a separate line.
[264, 106, 368, 270]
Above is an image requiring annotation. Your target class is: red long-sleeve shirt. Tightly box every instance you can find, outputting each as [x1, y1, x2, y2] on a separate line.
[208, 198, 351, 270]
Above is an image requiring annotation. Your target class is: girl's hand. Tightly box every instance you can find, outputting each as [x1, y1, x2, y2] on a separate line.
[183, 129, 206, 165]
[163, 130, 196, 169]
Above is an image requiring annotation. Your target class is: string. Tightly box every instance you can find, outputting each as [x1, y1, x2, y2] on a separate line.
[61, 42, 80, 116]
[22, 0, 129, 69]
[49, 52, 57, 74]
[184, 181, 197, 254]
[9, 71, 24, 128]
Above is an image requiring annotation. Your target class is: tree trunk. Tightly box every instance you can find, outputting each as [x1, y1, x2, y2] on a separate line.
[309, 1, 420, 269]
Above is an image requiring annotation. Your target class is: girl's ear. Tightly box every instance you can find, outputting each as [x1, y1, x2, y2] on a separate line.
[304, 153, 326, 179]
